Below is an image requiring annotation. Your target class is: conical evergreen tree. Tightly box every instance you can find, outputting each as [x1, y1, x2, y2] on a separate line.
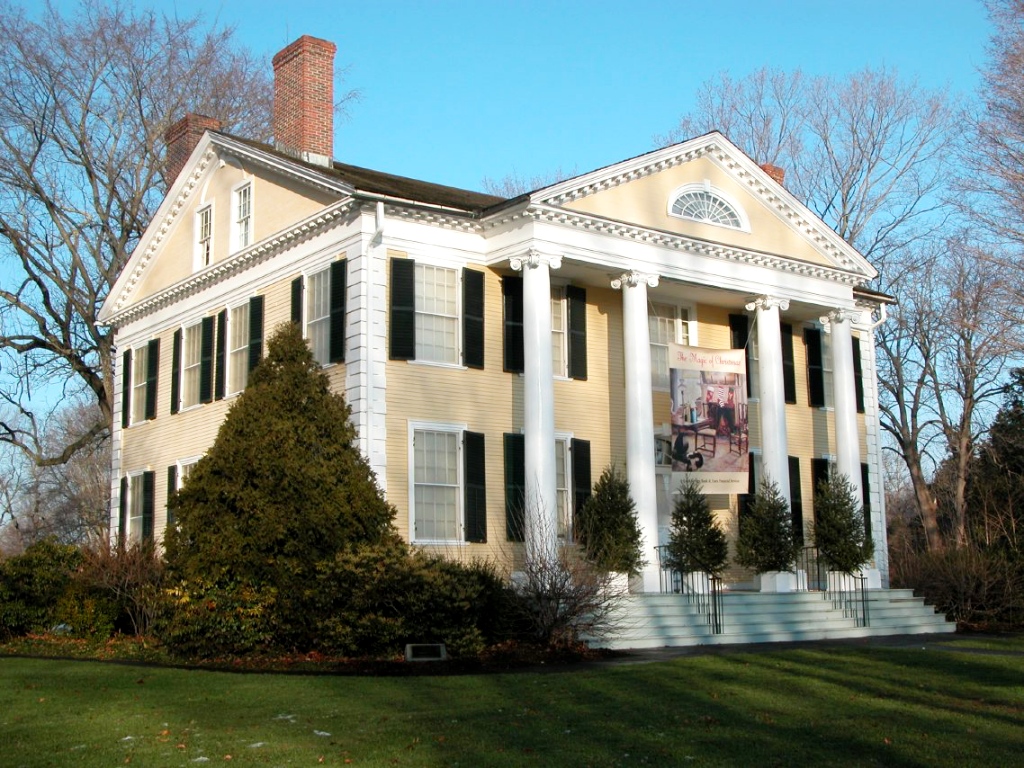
[164, 322, 397, 591]
[814, 469, 874, 573]
[576, 466, 645, 575]
[666, 476, 729, 575]
[735, 477, 800, 573]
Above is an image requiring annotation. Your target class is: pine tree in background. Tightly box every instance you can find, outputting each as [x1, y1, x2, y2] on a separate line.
[666, 476, 729, 575]
[163, 322, 398, 610]
[576, 466, 645, 575]
[735, 477, 800, 573]
[813, 469, 874, 573]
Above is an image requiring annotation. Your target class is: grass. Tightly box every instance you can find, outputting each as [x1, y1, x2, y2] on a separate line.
[1, 638, 1023, 767]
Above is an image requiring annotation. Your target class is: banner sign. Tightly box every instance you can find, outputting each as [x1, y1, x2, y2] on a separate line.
[668, 344, 749, 494]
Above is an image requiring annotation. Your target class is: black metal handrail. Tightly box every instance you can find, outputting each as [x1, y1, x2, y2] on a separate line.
[824, 570, 870, 627]
[655, 546, 724, 634]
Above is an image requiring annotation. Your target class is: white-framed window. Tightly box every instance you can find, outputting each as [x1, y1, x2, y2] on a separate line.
[551, 286, 567, 376]
[130, 343, 149, 425]
[821, 327, 834, 409]
[195, 204, 213, 269]
[181, 321, 203, 409]
[124, 472, 147, 544]
[748, 323, 760, 399]
[178, 457, 200, 488]
[415, 264, 459, 364]
[411, 424, 463, 542]
[232, 182, 252, 251]
[228, 304, 250, 395]
[668, 181, 749, 232]
[649, 302, 696, 389]
[305, 267, 331, 366]
[554, 436, 572, 540]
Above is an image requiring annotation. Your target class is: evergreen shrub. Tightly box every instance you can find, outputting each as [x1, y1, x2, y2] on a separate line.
[813, 469, 874, 573]
[735, 478, 800, 573]
[576, 466, 645, 575]
[665, 476, 729, 575]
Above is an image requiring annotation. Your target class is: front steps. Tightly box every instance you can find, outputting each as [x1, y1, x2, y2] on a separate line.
[592, 588, 955, 650]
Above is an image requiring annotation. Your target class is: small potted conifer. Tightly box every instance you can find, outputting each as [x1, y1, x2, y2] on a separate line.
[576, 466, 645, 591]
[735, 477, 802, 592]
[813, 469, 875, 589]
[665, 476, 729, 592]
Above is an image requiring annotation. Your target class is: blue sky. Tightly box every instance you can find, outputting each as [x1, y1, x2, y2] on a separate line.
[71, 1, 996, 191]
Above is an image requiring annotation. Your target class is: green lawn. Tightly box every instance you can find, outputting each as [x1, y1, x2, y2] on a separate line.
[2, 639, 1022, 767]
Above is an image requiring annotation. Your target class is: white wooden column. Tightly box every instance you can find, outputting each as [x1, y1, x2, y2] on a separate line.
[511, 249, 560, 564]
[823, 308, 862, 499]
[745, 295, 791, 503]
[612, 270, 660, 593]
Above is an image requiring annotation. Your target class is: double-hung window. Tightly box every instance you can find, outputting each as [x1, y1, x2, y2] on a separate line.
[228, 304, 250, 395]
[415, 264, 459, 364]
[233, 182, 252, 251]
[196, 205, 212, 268]
[503, 432, 590, 543]
[649, 303, 694, 389]
[119, 471, 154, 544]
[306, 267, 331, 365]
[551, 287, 567, 375]
[410, 426, 487, 544]
[121, 339, 159, 427]
[172, 318, 213, 413]
[291, 261, 347, 366]
[389, 259, 484, 369]
[181, 323, 203, 408]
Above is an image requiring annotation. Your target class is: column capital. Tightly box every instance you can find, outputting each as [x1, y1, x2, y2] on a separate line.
[744, 295, 790, 312]
[510, 248, 562, 272]
[819, 308, 863, 331]
[611, 271, 659, 290]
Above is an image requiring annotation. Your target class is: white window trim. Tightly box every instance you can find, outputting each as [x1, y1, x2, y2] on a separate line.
[408, 420, 468, 546]
[230, 180, 253, 253]
[551, 284, 569, 379]
[124, 471, 147, 544]
[194, 202, 214, 271]
[129, 342, 149, 426]
[414, 262, 461, 367]
[176, 456, 202, 487]
[226, 301, 250, 397]
[649, 300, 698, 391]
[554, 431, 573, 541]
[180, 320, 203, 412]
[667, 180, 751, 233]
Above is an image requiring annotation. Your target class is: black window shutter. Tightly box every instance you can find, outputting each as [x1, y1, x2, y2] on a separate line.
[861, 462, 872, 541]
[214, 309, 227, 401]
[248, 295, 265, 374]
[170, 329, 181, 414]
[199, 316, 215, 404]
[852, 336, 865, 413]
[566, 285, 587, 380]
[464, 431, 487, 543]
[329, 259, 347, 363]
[121, 349, 132, 428]
[788, 456, 804, 544]
[118, 476, 129, 547]
[805, 328, 826, 407]
[290, 276, 303, 326]
[730, 314, 752, 397]
[145, 339, 159, 420]
[463, 269, 485, 369]
[782, 323, 797, 404]
[502, 275, 524, 373]
[141, 471, 155, 542]
[504, 433, 525, 542]
[571, 439, 592, 519]
[811, 457, 831, 527]
[390, 258, 416, 360]
[166, 465, 178, 529]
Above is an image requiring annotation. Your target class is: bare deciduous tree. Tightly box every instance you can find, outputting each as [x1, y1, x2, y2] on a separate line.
[663, 67, 993, 551]
[0, 0, 277, 469]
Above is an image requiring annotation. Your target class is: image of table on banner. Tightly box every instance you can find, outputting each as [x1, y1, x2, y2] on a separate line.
[668, 343, 749, 493]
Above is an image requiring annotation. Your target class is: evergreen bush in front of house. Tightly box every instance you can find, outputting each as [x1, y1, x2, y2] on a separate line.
[0, 539, 83, 640]
[814, 468, 874, 573]
[575, 466, 645, 575]
[735, 478, 801, 574]
[161, 322, 401, 654]
[665, 476, 729, 575]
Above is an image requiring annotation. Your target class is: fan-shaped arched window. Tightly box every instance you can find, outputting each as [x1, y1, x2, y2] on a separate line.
[668, 182, 749, 231]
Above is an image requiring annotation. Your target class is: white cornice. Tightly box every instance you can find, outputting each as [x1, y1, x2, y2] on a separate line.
[531, 132, 874, 281]
[104, 201, 358, 327]
[510, 204, 868, 286]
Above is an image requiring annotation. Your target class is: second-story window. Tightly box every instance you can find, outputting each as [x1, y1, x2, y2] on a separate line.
[196, 205, 212, 267]
[234, 182, 252, 250]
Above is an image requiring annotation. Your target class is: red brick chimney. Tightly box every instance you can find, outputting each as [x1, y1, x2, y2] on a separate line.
[165, 113, 222, 184]
[759, 163, 785, 186]
[272, 35, 337, 166]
